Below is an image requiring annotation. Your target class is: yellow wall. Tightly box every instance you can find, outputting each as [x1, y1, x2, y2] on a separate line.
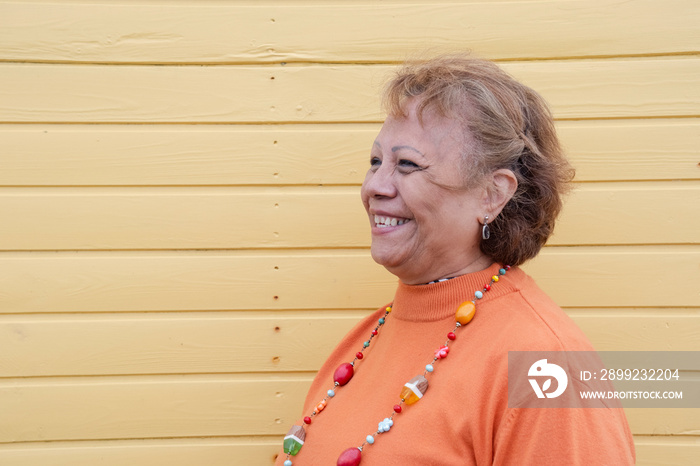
[1, 1, 698, 464]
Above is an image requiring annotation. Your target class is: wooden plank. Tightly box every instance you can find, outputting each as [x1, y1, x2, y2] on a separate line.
[550, 182, 700, 246]
[0, 187, 368, 250]
[522, 247, 700, 308]
[0, 377, 696, 443]
[0, 63, 381, 123]
[0, 436, 698, 466]
[625, 408, 700, 437]
[0, 120, 698, 187]
[0, 247, 697, 313]
[0, 182, 697, 250]
[558, 119, 700, 182]
[0, 124, 378, 186]
[0, 1, 698, 63]
[1, 58, 699, 123]
[0, 375, 311, 443]
[635, 436, 700, 466]
[0, 251, 396, 314]
[504, 58, 700, 121]
[0, 311, 364, 377]
[567, 310, 700, 352]
[1, 310, 697, 378]
[0, 438, 280, 466]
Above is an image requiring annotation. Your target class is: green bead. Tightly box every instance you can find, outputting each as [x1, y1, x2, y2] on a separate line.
[283, 426, 305, 456]
[284, 437, 303, 456]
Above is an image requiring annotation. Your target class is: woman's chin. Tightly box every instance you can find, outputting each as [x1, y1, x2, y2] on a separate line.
[369, 246, 404, 271]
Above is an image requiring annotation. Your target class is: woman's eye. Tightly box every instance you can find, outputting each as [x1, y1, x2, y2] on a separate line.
[399, 159, 420, 170]
[370, 157, 381, 167]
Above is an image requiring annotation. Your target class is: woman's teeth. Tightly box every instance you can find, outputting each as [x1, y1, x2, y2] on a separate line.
[374, 215, 410, 228]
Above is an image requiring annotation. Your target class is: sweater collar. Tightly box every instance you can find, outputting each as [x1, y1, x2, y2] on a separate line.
[391, 263, 521, 322]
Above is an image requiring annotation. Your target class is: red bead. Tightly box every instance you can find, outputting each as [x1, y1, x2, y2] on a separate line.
[333, 362, 354, 386]
[303, 416, 311, 424]
[337, 447, 362, 466]
[371, 330, 378, 336]
[484, 284, 491, 291]
[355, 352, 363, 360]
[434, 345, 449, 359]
[447, 332, 456, 340]
[505, 265, 511, 270]
[393, 404, 402, 413]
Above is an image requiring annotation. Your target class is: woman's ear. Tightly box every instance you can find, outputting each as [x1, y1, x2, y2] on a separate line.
[482, 169, 518, 219]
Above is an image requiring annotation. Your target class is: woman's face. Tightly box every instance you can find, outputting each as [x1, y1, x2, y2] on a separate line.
[361, 98, 490, 284]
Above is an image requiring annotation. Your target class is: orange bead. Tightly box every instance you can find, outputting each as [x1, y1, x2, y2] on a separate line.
[400, 375, 429, 405]
[455, 301, 476, 325]
[316, 400, 327, 412]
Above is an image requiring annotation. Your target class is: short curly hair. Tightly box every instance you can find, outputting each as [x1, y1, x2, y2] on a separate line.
[383, 54, 575, 266]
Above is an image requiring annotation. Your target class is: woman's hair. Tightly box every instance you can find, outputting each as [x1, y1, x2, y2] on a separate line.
[383, 54, 575, 266]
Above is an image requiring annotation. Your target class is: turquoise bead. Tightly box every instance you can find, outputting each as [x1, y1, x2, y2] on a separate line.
[363, 340, 370, 348]
[378, 317, 385, 324]
[426, 364, 434, 372]
[327, 389, 335, 397]
[284, 461, 292, 466]
[475, 290, 483, 299]
[366, 435, 375, 444]
[499, 268, 506, 275]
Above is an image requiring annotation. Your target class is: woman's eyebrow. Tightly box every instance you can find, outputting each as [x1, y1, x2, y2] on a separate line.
[392, 145, 426, 158]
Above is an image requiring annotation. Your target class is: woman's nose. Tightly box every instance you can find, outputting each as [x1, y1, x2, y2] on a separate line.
[362, 164, 397, 199]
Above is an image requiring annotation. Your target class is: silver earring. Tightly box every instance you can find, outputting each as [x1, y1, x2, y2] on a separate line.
[481, 215, 490, 240]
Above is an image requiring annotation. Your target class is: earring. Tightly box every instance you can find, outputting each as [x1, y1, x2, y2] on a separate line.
[481, 215, 490, 240]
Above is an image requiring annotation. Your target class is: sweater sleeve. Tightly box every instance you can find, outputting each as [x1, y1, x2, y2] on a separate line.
[486, 287, 636, 465]
[492, 405, 635, 465]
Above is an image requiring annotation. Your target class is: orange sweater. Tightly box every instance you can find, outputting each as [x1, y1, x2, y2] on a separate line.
[276, 264, 635, 465]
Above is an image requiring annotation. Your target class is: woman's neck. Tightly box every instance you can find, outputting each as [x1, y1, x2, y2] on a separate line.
[398, 253, 493, 285]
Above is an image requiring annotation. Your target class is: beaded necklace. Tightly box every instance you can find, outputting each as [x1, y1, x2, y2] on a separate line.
[281, 265, 510, 466]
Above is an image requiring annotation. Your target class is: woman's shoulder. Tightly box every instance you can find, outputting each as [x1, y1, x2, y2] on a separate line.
[478, 267, 595, 353]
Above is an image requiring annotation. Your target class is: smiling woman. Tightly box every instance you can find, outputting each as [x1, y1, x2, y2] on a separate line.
[275, 55, 635, 466]
[361, 98, 513, 285]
